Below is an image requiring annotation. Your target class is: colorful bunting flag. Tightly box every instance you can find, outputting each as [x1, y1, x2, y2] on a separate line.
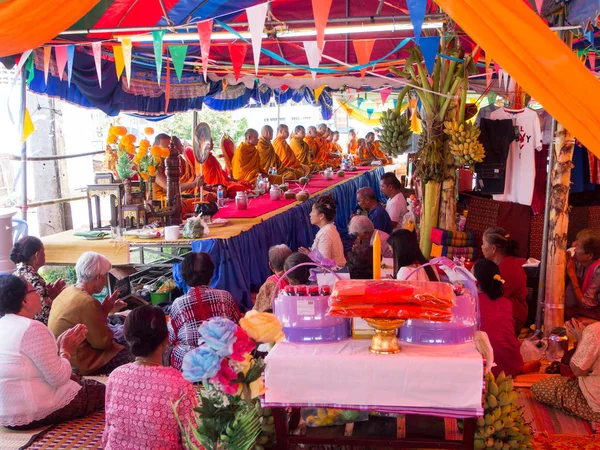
[366, 108, 374, 119]
[222, 78, 229, 90]
[380, 86, 392, 104]
[92, 42, 103, 88]
[585, 29, 595, 47]
[112, 44, 125, 81]
[165, 62, 171, 114]
[420, 36, 440, 74]
[66, 45, 75, 86]
[352, 39, 376, 79]
[473, 47, 482, 64]
[487, 91, 498, 105]
[152, 31, 165, 85]
[313, 0, 333, 56]
[55, 46, 68, 81]
[499, 69, 507, 90]
[169, 45, 188, 82]
[228, 44, 248, 81]
[485, 68, 493, 87]
[393, 99, 398, 109]
[15, 50, 33, 76]
[25, 53, 34, 85]
[589, 51, 597, 70]
[246, 2, 268, 75]
[485, 51, 492, 70]
[314, 84, 326, 103]
[535, 0, 543, 14]
[357, 97, 363, 109]
[121, 38, 132, 87]
[406, 0, 427, 45]
[197, 20, 213, 82]
[22, 108, 34, 143]
[303, 41, 321, 80]
[43, 47, 51, 85]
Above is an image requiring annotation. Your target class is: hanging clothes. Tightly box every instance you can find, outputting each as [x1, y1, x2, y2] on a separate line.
[491, 108, 543, 206]
[475, 118, 515, 194]
[571, 144, 596, 193]
[475, 104, 500, 126]
[530, 144, 549, 215]
[589, 150, 600, 184]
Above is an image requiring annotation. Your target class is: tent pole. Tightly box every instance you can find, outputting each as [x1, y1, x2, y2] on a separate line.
[18, 68, 28, 222]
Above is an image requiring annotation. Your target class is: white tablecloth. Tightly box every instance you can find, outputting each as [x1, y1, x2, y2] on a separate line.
[264, 339, 483, 417]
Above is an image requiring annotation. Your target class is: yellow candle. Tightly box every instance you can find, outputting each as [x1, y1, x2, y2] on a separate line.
[372, 231, 381, 280]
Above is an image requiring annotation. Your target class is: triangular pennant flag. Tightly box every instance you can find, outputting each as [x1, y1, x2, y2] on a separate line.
[312, 0, 333, 56]
[589, 51, 597, 70]
[25, 53, 34, 85]
[197, 20, 212, 82]
[228, 44, 248, 82]
[121, 38, 132, 87]
[246, 2, 268, 75]
[66, 45, 75, 86]
[499, 69, 507, 90]
[314, 85, 326, 103]
[406, 0, 427, 45]
[165, 62, 171, 114]
[168, 45, 188, 82]
[22, 108, 34, 143]
[393, 99, 398, 109]
[55, 46, 68, 81]
[92, 42, 103, 87]
[493, 60, 500, 76]
[535, 0, 544, 14]
[366, 108, 374, 119]
[352, 39, 376, 79]
[375, 99, 381, 108]
[112, 44, 125, 80]
[420, 36, 440, 74]
[485, 51, 492, 70]
[15, 50, 33, 76]
[486, 68, 493, 87]
[43, 47, 51, 85]
[357, 97, 363, 109]
[487, 91, 498, 105]
[152, 31, 165, 85]
[303, 41, 321, 80]
[508, 76, 516, 94]
[473, 47, 482, 64]
[585, 28, 595, 47]
[222, 78, 228, 90]
[380, 87, 392, 104]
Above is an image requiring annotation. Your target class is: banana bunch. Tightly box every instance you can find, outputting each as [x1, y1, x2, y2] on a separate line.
[474, 371, 534, 450]
[379, 109, 413, 157]
[443, 120, 485, 167]
[252, 407, 275, 450]
[415, 134, 445, 183]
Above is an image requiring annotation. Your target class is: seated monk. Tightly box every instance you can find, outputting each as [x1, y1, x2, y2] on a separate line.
[256, 126, 298, 183]
[273, 124, 310, 177]
[316, 124, 340, 169]
[347, 129, 358, 155]
[326, 128, 342, 161]
[366, 131, 393, 164]
[232, 129, 261, 184]
[196, 145, 250, 197]
[332, 131, 344, 154]
[304, 126, 320, 161]
[153, 134, 204, 213]
[354, 138, 376, 165]
[290, 125, 321, 171]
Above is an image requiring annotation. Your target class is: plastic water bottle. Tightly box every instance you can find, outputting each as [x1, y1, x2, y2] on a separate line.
[257, 174, 264, 194]
[217, 185, 225, 207]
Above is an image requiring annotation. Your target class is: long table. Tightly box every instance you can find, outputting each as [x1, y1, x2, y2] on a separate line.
[42, 167, 385, 310]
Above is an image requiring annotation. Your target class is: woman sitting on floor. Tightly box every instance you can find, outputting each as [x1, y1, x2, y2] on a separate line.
[103, 305, 198, 449]
[284, 252, 313, 286]
[169, 252, 242, 370]
[481, 227, 528, 336]
[565, 229, 600, 321]
[254, 244, 292, 313]
[11, 236, 66, 325]
[346, 244, 374, 280]
[0, 275, 105, 429]
[48, 252, 133, 375]
[388, 229, 439, 281]
[532, 320, 600, 422]
[474, 259, 523, 378]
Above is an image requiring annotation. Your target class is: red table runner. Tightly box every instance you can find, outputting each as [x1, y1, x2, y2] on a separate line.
[214, 167, 372, 219]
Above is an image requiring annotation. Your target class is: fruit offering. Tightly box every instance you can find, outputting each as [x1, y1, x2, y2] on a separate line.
[379, 109, 413, 156]
[301, 408, 368, 427]
[474, 371, 534, 449]
[443, 121, 485, 167]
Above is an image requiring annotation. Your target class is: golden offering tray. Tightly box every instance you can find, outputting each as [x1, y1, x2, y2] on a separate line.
[364, 318, 405, 355]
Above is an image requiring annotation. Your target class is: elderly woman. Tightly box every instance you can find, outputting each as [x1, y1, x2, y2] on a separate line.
[48, 252, 132, 375]
[0, 275, 104, 429]
[103, 305, 198, 449]
[348, 215, 393, 259]
[254, 244, 293, 313]
[11, 236, 66, 325]
[169, 252, 241, 370]
[566, 229, 600, 320]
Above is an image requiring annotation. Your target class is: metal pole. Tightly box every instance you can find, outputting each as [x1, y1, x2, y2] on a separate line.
[192, 110, 198, 138]
[18, 69, 28, 222]
[534, 117, 556, 334]
[277, 96, 281, 128]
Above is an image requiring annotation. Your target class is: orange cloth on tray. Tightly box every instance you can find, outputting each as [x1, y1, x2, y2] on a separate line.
[328, 304, 453, 321]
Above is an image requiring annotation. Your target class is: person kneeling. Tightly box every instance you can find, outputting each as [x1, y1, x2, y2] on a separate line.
[254, 245, 292, 313]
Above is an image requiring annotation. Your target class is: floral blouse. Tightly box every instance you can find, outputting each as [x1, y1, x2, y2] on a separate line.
[14, 263, 51, 325]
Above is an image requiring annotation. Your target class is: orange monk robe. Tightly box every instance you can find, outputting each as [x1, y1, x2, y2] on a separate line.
[348, 138, 358, 155]
[200, 152, 250, 197]
[273, 137, 310, 176]
[354, 145, 375, 166]
[372, 141, 393, 164]
[290, 137, 322, 171]
[153, 151, 198, 213]
[256, 136, 297, 183]
[232, 141, 261, 184]
[312, 136, 333, 168]
[333, 142, 344, 154]
[304, 136, 319, 160]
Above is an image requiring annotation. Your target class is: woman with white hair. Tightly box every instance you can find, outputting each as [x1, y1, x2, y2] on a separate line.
[348, 215, 393, 259]
[48, 252, 132, 375]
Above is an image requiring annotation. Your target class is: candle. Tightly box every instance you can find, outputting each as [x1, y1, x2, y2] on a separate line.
[372, 231, 381, 280]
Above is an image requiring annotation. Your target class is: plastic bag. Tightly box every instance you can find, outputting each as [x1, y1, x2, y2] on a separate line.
[301, 408, 369, 427]
[520, 337, 547, 362]
[328, 304, 453, 321]
[182, 217, 209, 239]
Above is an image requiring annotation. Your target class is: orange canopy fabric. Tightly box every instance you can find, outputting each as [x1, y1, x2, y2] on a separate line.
[0, 0, 100, 57]
[435, 0, 600, 158]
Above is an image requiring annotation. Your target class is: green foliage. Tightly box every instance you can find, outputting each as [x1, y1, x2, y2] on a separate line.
[40, 265, 77, 285]
[116, 150, 134, 180]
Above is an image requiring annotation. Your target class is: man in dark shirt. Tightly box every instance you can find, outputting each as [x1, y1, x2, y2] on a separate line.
[356, 187, 393, 235]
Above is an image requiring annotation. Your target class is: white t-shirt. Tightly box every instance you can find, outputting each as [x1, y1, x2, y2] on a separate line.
[396, 264, 439, 281]
[490, 108, 542, 206]
[385, 193, 408, 230]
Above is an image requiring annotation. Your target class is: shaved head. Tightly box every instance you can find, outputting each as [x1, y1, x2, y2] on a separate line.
[261, 125, 273, 140]
[245, 128, 259, 145]
[307, 126, 318, 138]
[277, 124, 290, 139]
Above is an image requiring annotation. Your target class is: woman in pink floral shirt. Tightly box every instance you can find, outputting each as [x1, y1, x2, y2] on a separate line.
[103, 306, 198, 450]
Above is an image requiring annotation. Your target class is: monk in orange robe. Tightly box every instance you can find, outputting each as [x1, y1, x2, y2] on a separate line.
[366, 131, 393, 164]
[198, 147, 250, 197]
[291, 125, 321, 171]
[318, 124, 341, 169]
[273, 124, 310, 176]
[153, 134, 203, 213]
[332, 131, 344, 154]
[347, 129, 358, 155]
[354, 138, 376, 166]
[232, 129, 261, 184]
[255, 125, 299, 183]
[304, 126, 320, 160]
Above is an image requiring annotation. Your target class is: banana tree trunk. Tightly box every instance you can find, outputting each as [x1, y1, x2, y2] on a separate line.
[438, 175, 457, 231]
[420, 180, 441, 258]
[543, 126, 575, 336]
